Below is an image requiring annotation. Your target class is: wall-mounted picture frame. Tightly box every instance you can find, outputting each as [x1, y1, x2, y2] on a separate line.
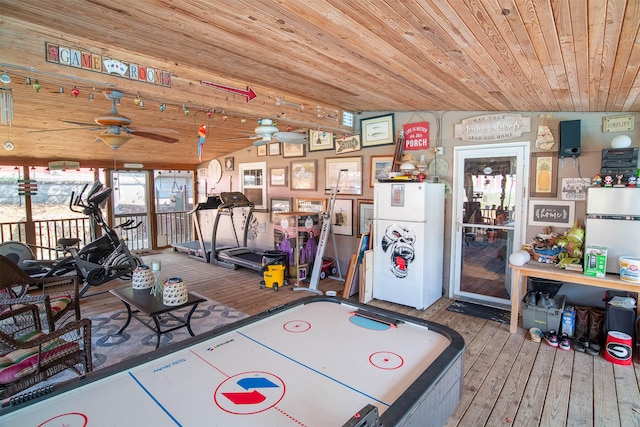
[530, 152, 558, 198]
[308, 129, 334, 152]
[335, 135, 361, 154]
[224, 157, 234, 171]
[283, 143, 306, 158]
[269, 142, 281, 156]
[257, 145, 267, 157]
[270, 197, 293, 223]
[360, 113, 395, 147]
[370, 155, 394, 186]
[528, 199, 575, 227]
[295, 197, 327, 213]
[333, 198, 353, 236]
[325, 156, 362, 195]
[357, 199, 374, 237]
[290, 160, 317, 190]
[269, 166, 288, 187]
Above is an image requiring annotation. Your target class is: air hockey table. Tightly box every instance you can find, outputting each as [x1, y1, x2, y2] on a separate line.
[0, 297, 465, 427]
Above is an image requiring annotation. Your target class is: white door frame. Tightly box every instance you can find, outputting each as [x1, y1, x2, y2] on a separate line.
[448, 142, 530, 306]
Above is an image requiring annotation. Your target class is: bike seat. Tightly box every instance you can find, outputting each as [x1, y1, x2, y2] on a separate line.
[58, 238, 81, 248]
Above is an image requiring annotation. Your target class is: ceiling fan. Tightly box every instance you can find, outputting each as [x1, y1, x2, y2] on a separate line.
[31, 90, 179, 149]
[228, 119, 308, 146]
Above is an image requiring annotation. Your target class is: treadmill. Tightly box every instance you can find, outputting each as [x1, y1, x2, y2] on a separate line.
[172, 195, 222, 262]
[210, 192, 268, 272]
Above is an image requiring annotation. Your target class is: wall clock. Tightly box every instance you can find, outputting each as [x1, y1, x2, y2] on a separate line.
[208, 159, 222, 184]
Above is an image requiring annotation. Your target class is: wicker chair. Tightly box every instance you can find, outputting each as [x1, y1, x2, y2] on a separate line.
[0, 300, 92, 400]
[0, 255, 82, 332]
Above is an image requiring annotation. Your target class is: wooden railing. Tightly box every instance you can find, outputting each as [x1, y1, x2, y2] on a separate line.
[0, 212, 193, 259]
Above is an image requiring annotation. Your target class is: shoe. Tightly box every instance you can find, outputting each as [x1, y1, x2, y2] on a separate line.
[575, 306, 590, 339]
[526, 291, 538, 306]
[574, 336, 587, 353]
[559, 333, 571, 351]
[585, 345, 599, 356]
[538, 292, 550, 308]
[544, 330, 559, 347]
[529, 327, 542, 343]
[588, 307, 605, 345]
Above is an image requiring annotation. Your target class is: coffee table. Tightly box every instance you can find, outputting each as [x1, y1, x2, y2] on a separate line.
[109, 286, 206, 349]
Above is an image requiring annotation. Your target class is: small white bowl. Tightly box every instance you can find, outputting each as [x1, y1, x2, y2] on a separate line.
[325, 291, 337, 297]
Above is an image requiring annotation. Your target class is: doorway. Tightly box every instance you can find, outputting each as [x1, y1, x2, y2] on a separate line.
[449, 142, 529, 308]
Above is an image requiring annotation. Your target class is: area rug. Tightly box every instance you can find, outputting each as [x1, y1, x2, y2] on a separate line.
[446, 300, 510, 324]
[90, 296, 248, 370]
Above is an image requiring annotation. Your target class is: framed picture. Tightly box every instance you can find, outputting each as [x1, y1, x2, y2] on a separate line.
[333, 199, 353, 236]
[257, 145, 267, 157]
[530, 152, 558, 197]
[224, 157, 234, 171]
[360, 113, 395, 147]
[290, 160, 317, 190]
[528, 200, 575, 227]
[370, 155, 394, 186]
[357, 199, 374, 237]
[283, 143, 306, 158]
[325, 156, 362, 195]
[295, 197, 326, 213]
[335, 135, 361, 154]
[269, 142, 281, 156]
[308, 129, 334, 152]
[270, 197, 293, 223]
[269, 167, 288, 187]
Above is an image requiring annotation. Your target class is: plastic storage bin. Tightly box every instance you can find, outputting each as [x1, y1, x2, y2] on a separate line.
[523, 295, 566, 332]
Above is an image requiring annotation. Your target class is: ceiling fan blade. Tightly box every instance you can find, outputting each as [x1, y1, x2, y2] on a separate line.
[127, 126, 179, 135]
[129, 130, 179, 143]
[252, 138, 271, 146]
[61, 120, 98, 127]
[274, 132, 308, 144]
[218, 135, 262, 141]
[28, 126, 103, 133]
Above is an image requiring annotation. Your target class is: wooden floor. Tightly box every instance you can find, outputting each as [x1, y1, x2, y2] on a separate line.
[77, 249, 640, 427]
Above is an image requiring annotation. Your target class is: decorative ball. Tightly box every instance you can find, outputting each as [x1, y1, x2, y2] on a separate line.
[509, 250, 531, 266]
[611, 135, 632, 149]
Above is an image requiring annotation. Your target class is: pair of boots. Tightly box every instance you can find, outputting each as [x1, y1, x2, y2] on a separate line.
[575, 306, 605, 345]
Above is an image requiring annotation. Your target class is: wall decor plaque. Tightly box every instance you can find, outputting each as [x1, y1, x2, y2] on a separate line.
[454, 113, 531, 142]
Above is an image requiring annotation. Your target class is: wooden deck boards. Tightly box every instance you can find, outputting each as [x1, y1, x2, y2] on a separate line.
[74, 249, 640, 426]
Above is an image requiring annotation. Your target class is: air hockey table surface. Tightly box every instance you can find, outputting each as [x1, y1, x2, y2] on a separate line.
[0, 296, 465, 427]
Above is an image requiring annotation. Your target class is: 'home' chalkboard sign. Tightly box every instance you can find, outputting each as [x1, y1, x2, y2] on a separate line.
[528, 200, 575, 227]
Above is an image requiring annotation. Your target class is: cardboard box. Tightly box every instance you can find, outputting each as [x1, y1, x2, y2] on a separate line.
[522, 295, 565, 333]
[584, 245, 607, 278]
[561, 306, 576, 337]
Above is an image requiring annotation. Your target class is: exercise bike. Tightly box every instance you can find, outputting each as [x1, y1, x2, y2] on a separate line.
[22, 183, 143, 296]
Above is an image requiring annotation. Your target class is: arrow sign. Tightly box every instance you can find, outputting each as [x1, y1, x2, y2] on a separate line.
[200, 80, 257, 102]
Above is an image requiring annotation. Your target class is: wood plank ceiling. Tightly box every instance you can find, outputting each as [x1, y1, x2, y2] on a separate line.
[1, 0, 639, 168]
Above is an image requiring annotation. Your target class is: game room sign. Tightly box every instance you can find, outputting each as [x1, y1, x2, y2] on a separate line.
[45, 42, 172, 87]
[454, 113, 530, 142]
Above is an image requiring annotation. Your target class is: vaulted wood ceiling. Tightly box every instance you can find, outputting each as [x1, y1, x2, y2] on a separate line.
[1, 1, 639, 168]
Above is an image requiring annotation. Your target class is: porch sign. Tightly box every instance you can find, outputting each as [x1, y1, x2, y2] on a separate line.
[403, 122, 429, 150]
[454, 113, 531, 142]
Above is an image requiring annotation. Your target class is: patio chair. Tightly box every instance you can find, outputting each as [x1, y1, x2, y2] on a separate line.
[0, 255, 82, 332]
[0, 300, 92, 400]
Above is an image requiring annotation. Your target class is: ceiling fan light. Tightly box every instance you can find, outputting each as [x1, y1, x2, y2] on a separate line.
[97, 133, 133, 149]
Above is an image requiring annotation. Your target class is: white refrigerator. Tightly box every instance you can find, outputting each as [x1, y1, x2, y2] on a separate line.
[585, 187, 640, 274]
[372, 182, 445, 309]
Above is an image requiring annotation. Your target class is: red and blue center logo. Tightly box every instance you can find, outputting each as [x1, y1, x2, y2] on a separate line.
[214, 371, 285, 415]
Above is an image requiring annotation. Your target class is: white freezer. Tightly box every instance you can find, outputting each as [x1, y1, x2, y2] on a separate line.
[372, 182, 445, 309]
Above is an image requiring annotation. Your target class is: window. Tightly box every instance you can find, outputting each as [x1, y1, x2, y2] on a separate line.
[239, 162, 267, 210]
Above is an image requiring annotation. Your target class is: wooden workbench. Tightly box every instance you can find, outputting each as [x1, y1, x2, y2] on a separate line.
[509, 262, 640, 333]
